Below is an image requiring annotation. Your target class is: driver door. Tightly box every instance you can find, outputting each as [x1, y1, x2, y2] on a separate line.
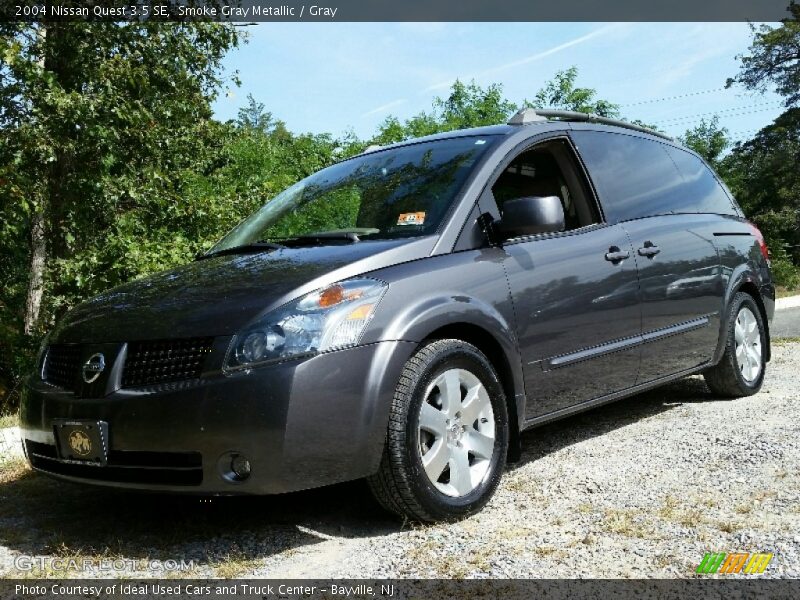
[489, 138, 643, 419]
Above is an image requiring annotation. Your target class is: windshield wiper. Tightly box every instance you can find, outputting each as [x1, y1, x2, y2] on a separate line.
[272, 231, 364, 246]
[196, 241, 285, 261]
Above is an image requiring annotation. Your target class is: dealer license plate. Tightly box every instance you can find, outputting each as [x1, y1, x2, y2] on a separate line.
[53, 420, 109, 465]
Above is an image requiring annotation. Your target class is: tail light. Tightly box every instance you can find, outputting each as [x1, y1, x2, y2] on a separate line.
[748, 222, 770, 266]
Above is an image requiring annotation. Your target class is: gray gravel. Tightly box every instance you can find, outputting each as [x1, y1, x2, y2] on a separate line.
[0, 427, 22, 464]
[0, 343, 798, 579]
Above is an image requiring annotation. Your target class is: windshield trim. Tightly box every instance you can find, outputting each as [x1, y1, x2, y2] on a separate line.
[335, 132, 503, 167]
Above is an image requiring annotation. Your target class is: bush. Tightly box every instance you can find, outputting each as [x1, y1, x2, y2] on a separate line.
[769, 244, 800, 290]
[0, 331, 37, 416]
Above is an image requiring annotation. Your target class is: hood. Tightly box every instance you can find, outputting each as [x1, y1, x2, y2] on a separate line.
[52, 237, 432, 343]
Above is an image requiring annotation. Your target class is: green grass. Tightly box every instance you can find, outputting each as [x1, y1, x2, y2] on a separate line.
[601, 509, 652, 538]
[0, 413, 17, 429]
[773, 337, 800, 345]
[776, 287, 799, 299]
[0, 456, 28, 481]
[210, 550, 265, 579]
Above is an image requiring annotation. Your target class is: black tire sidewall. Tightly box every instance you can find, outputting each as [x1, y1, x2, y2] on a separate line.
[402, 342, 509, 519]
[724, 293, 767, 393]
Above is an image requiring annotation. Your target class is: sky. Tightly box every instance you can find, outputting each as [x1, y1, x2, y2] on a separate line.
[212, 22, 786, 143]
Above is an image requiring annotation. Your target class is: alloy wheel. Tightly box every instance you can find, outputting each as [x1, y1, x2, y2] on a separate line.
[417, 368, 496, 497]
[734, 306, 762, 382]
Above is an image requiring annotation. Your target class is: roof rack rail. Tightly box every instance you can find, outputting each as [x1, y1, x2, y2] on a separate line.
[507, 108, 673, 141]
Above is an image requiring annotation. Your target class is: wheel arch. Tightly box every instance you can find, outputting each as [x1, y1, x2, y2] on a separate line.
[714, 270, 771, 364]
[420, 322, 523, 463]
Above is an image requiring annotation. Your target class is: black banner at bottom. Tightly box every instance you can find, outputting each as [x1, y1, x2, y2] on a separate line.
[3, 579, 800, 600]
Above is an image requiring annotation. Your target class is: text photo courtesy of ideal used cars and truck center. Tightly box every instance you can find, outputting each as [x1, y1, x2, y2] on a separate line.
[1, 0, 800, 598]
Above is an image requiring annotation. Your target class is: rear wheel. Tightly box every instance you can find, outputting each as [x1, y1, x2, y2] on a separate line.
[704, 292, 767, 397]
[367, 339, 509, 522]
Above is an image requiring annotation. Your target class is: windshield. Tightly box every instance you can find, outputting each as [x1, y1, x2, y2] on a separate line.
[209, 135, 496, 253]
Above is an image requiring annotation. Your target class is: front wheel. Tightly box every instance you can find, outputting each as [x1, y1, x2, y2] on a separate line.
[704, 292, 767, 397]
[367, 339, 509, 522]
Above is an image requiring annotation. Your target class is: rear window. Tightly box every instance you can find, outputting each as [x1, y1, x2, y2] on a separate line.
[572, 130, 737, 223]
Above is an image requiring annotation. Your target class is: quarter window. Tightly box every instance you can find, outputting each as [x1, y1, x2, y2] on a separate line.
[664, 146, 738, 216]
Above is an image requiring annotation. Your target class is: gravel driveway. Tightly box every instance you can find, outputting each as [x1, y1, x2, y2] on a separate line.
[0, 342, 798, 579]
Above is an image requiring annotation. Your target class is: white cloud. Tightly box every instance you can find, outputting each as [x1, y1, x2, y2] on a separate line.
[361, 98, 408, 118]
[423, 23, 623, 93]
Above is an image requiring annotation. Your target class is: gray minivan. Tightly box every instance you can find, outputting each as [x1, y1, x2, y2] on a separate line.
[21, 109, 774, 522]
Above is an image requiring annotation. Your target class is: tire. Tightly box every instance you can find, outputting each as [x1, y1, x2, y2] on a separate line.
[367, 339, 509, 523]
[704, 292, 767, 398]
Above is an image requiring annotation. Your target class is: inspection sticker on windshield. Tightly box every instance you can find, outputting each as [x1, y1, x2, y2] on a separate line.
[397, 212, 426, 226]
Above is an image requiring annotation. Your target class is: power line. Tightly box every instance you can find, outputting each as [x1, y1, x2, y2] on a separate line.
[651, 101, 784, 126]
[664, 108, 783, 128]
[728, 131, 760, 141]
[618, 87, 729, 108]
[679, 127, 759, 138]
[655, 107, 785, 131]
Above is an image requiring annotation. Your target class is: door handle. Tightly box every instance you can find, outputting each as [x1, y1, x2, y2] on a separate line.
[605, 247, 630, 263]
[638, 241, 660, 257]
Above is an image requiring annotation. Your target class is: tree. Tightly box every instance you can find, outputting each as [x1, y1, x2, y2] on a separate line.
[373, 69, 623, 145]
[723, 3, 800, 287]
[236, 93, 275, 132]
[726, 2, 800, 107]
[526, 66, 620, 117]
[190, 123, 342, 236]
[720, 108, 800, 272]
[434, 80, 518, 130]
[680, 116, 731, 168]
[0, 21, 241, 410]
[0, 21, 240, 334]
[373, 80, 516, 144]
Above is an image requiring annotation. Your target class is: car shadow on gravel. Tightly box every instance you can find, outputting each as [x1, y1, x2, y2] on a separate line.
[0, 465, 396, 575]
[512, 375, 715, 468]
[0, 376, 715, 574]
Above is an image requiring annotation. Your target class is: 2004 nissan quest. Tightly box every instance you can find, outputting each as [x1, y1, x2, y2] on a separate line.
[21, 109, 774, 522]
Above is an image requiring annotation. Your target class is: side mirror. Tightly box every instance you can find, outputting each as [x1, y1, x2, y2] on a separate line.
[496, 195, 565, 239]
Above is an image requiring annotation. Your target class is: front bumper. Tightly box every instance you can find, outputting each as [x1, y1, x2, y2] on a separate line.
[19, 341, 415, 494]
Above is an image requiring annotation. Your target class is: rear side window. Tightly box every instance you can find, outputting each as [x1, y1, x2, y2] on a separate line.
[664, 146, 739, 216]
[571, 131, 684, 223]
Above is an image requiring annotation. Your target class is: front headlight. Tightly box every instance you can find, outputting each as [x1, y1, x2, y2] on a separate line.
[224, 278, 387, 372]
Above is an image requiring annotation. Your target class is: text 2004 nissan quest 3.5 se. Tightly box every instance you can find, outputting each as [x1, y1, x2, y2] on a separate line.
[21, 109, 774, 522]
